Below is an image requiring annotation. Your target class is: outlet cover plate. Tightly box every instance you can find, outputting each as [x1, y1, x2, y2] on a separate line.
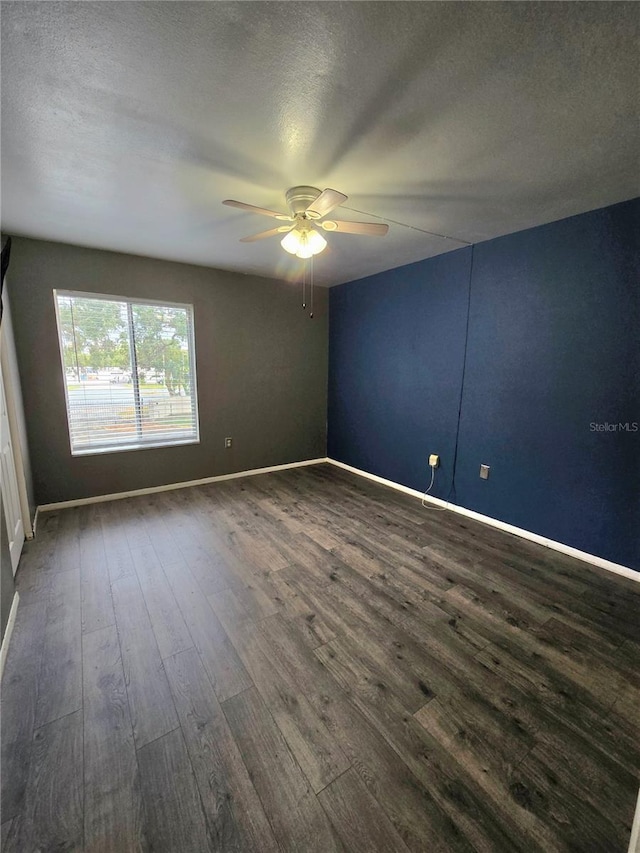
[480, 464, 490, 480]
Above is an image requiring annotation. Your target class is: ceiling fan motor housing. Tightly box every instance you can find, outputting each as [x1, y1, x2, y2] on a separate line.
[286, 186, 323, 218]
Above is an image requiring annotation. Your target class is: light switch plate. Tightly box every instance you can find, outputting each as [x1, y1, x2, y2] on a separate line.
[480, 464, 490, 480]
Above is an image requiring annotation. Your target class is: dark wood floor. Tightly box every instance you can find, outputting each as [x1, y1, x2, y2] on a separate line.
[1, 463, 639, 852]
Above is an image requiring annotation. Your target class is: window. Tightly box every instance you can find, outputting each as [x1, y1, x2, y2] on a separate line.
[54, 291, 199, 455]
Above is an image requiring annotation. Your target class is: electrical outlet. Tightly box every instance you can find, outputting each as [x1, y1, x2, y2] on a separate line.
[429, 454, 440, 468]
[224, 437, 232, 448]
[480, 464, 490, 480]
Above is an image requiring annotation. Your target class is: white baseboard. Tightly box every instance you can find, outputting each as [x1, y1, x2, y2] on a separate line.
[38, 458, 327, 512]
[327, 458, 639, 584]
[629, 787, 640, 853]
[0, 591, 20, 680]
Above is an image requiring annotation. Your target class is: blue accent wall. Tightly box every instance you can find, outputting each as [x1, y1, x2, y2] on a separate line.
[328, 198, 640, 570]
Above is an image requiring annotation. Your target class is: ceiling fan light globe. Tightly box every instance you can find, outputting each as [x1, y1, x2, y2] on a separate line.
[306, 229, 327, 255]
[281, 230, 302, 254]
[296, 243, 313, 259]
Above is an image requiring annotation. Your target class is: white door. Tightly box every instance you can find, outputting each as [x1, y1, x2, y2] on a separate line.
[0, 360, 24, 574]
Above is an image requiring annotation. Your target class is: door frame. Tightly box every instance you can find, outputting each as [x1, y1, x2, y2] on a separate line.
[0, 302, 33, 544]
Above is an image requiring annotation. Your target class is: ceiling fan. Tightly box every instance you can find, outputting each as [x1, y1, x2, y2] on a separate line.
[223, 186, 389, 258]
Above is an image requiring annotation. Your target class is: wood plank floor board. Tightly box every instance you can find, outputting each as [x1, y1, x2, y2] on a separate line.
[137, 728, 212, 853]
[280, 562, 474, 709]
[154, 490, 238, 595]
[442, 579, 546, 639]
[4, 710, 84, 853]
[256, 615, 475, 853]
[34, 566, 82, 728]
[99, 500, 138, 583]
[130, 543, 193, 660]
[164, 647, 280, 853]
[54, 507, 81, 574]
[315, 547, 449, 626]
[111, 573, 179, 748]
[314, 633, 552, 853]
[299, 467, 429, 528]
[438, 551, 632, 651]
[0, 820, 12, 852]
[511, 748, 631, 852]
[288, 561, 506, 711]
[114, 496, 153, 551]
[278, 563, 428, 693]
[229, 487, 313, 569]
[3, 464, 638, 852]
[533, 616, 640, 692]
[242, 477, 308, 535]
[468, 569, 635, 658]
[178, 507, 286, 618]
[134, 494, 186, 569]
[173, 534, 234, 598]
[523, 718, 637, 835]
[12, 512, 59, 604]
[222, 687, 345, 853]
[185, 487, 292, 599]
[162, 559, 252, 702]
[576, 584, 640, 644]
[210, 588, 350, 793]
[289, 482, 453, 589]
[226, 570, 283, 620]
[413, 690, 537, 787]
[256, 474, 343, 537]
[422, 535, 593, 603]
[474, 640, 640, 779]
[317, 768, 412, 853]
[12, 559, 52, 606]
[609, 666, 640, 733]
[82, 624, 146, 852]
[267, 567, 337, 648]
[443, 585, 635, 709]
[230, 524, 293, 573]
[319, 553, 490, 656]
[271, 531, 349, 581]
[0, 600, 49, 821]
[78, 504, 116, 634]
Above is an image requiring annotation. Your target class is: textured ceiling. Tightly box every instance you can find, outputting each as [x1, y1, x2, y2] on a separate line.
[1, 2, 638, 286]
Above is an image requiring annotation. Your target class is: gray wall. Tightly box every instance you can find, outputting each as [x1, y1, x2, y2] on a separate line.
[8, 237, 328, 505]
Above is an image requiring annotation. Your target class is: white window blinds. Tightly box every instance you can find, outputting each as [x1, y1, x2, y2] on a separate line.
[54, 291, 199, 455]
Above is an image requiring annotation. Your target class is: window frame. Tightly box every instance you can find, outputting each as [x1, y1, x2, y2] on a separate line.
[53, 289, 200, 456]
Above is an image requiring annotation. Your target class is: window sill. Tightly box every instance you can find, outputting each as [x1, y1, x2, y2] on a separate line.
[71, 437, 200, 457]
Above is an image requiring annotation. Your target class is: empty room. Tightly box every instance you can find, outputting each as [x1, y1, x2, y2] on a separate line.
[1, 2, 639, 851]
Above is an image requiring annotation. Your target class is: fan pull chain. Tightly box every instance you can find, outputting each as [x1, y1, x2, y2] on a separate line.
[299, 257, 315, 319]
[302, 261, 306, 309]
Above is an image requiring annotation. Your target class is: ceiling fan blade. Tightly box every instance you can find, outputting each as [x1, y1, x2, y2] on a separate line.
[322, 220, 389, 236]
[240, 226, 292, 243]
[223, 199, 292, 220]
[306, 188, 348, 219]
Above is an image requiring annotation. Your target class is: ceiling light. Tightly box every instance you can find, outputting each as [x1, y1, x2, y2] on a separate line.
[281, 229, 302, 255]
[280, 225, 327, 259]
[306, 229, 327, 255]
